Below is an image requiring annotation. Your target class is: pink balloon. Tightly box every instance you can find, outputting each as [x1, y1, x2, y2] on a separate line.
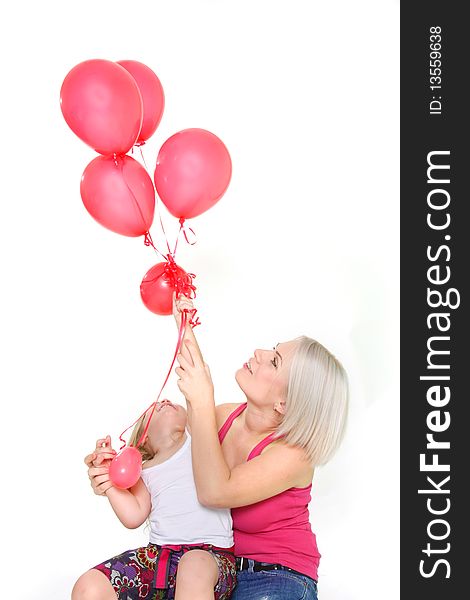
[154, 128, 232, 220]
[140, 261, 188, 315]
[117, 60, 165, 144]
[109, 446, 142, 489]
[80, 155, 155, 237]
[60, 59, 143, 156]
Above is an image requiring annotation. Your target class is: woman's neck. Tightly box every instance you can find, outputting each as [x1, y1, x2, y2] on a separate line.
[242, 401, 282, 437]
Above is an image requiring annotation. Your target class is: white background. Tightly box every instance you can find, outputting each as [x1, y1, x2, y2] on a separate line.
[1, 1, 399, 598]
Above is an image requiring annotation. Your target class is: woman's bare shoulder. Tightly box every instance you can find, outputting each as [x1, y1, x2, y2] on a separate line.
[215, 402, 244, 429]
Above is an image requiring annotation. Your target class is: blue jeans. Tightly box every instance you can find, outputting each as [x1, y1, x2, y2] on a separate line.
[231, 560, 318, 600]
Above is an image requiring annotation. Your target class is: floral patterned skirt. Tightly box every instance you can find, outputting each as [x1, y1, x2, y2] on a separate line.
[93, 542, 237, 599]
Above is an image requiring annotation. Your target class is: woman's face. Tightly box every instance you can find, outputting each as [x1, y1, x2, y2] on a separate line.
[235, 340, 298, 407]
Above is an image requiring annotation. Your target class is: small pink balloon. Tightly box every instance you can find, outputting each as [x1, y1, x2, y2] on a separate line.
[154, 128, 232, 220]
[109, 446, 142, 489]
[140, 261, 188, 315]
[80, 154, 155, 237]
[117, 60, 165, 144]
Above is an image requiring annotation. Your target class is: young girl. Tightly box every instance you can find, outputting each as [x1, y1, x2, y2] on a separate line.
[72, 399, 236, 600]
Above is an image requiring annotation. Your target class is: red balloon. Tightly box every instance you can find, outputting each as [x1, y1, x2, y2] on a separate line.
[140, 261, 188, 315]
[80, 155, 155, 237]
[154, 128, 232, 220]
[117, 60, 165, 144]
[60, 59, 143, 156]
[109, 446, 142, 489]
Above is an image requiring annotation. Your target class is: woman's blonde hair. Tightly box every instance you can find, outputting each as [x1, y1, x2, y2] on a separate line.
[276, 336, 349, 465]
[128, 413, 155, 462]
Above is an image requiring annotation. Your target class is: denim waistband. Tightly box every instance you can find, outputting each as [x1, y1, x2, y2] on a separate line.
[236, 556, 317, 583]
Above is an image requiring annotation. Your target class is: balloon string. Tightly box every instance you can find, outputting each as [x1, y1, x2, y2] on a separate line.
[136, 309, 188, 447]
[144, 231, 167, 260]
[138, 146, 173, 256]
[118, 401, 156, 450]
[118, 309, 189, 450]
[137, 145, 149, 172]
[173, 218, 197, 255]
[141, 254, 195, 294]
[114, 154, 154, 241]
[112, 153, 167, 259]
[187, 307, 201, 328]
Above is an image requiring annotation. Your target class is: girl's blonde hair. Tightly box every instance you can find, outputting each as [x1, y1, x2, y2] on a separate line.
[276, 336, 349, 465]
[128, 413, 155, 462]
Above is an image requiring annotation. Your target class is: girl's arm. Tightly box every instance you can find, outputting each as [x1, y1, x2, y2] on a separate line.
[105, 479, 151, 529]
[86, 438, 151, 528]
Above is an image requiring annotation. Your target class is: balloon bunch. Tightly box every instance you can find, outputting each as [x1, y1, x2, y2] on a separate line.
[61, 58, 231, 487]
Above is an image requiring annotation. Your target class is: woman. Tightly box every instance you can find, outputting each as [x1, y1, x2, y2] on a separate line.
[86, 296, 348, 599]
[172, 297, 348, 599]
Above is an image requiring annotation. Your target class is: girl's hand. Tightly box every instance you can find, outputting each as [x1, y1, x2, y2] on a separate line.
[88, 463, 114, 496]
[84, 436, 117, 468]
[172, 292, 195, 327]
[175, 339, 214, 408]
[84, 436, 117, 496]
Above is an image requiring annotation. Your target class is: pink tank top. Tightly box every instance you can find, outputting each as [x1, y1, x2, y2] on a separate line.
[218, 403, 320, 581]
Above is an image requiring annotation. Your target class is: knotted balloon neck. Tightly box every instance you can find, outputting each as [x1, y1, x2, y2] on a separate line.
[173, 218, 197, 255]
[113, 152, 120, 167]
[166, 254, 195, 292]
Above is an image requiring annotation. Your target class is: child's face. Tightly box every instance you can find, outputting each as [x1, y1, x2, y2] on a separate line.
[146, 399, 187, 443]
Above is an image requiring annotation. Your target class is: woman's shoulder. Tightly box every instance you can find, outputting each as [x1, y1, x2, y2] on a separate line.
[215, 402, 244, 429]
[265, 440, 315, 487]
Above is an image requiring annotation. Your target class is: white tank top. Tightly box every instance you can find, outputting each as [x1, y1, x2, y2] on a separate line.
[140, 434, 233, 548]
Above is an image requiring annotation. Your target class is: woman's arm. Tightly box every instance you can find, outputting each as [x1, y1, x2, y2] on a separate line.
[176, 341, 310, 509]
[85, 438, 151, 528]
[172, 293, 203, 428]
[172, 293, 204, 361]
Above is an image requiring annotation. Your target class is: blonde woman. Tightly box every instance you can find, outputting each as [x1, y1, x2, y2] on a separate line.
[173, 295, 349, 599]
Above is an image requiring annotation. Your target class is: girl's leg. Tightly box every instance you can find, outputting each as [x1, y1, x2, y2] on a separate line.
[71, 569, 116, 600]
[175, 549, 218, 600]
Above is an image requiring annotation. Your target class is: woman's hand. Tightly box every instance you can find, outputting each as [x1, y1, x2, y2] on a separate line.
[172, 292, 195, 328]
[175, 340, 214, 408]
[84, 436, 117, 496]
